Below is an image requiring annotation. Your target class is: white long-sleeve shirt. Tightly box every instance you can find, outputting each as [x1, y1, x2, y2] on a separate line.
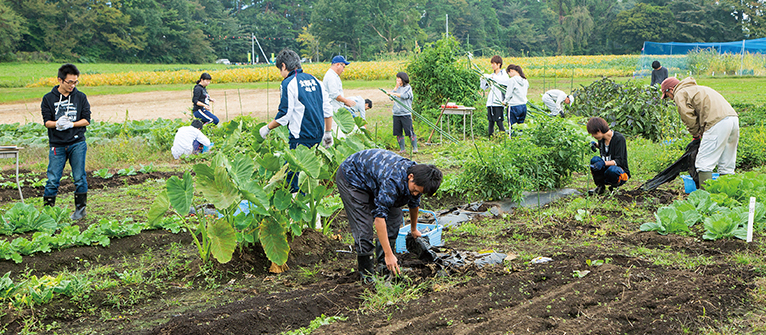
[503, 76, 529, 106]
[480, 71, 511, 107]
[171, 126, 211, 159]
[542, 89, 568, 115]
[322, 68, 344, 111]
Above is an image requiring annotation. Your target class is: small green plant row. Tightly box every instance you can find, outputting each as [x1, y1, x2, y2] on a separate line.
[0, 174, 63, 190]
[640, 188, 766, 241]
[0, 271, 90, 308]
[1, 202, 70, 236]
[92, 163, 157, 179]
[0, 216, 182, 263]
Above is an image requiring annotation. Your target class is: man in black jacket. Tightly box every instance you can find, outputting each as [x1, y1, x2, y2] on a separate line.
[41, 64, 91, 220]
[650, 61, 668, 87]
[587, 117, 630, 195]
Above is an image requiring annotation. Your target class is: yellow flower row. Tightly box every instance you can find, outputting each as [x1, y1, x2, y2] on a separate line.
[27, 55, 644, 87]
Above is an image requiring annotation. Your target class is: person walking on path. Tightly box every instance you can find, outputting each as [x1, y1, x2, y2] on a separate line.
[389, 72, 417, 153]
[502, 64, 529, 134]
[661, 77, 739, 188]
[480, 56, 511, 136]
[171, 119, 211, 159]
[651, 61, 669, 87]
[586, 117, 631, 196]
[541, 89, 574, 117]
[259, 49, 334, 193]
[41, 63, 91, 220]
[335, 149, 442, 281]
[192, 73, 219, 125]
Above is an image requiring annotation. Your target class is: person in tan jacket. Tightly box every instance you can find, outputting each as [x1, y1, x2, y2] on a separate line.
[661, 77, 739, 188]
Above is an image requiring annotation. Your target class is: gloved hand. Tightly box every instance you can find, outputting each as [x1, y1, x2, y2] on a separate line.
[590, 141, 598, 153]
[322, 131, 333, 148]
[56, 117, 74, 131]
[259, 125, 271, 139]
[482, 73, 491, 78]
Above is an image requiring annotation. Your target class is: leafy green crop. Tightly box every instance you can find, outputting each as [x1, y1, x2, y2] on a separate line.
[640, 206, 701, 235]
[117, 167, 137, 176]
[702, 210, 748, 241]
[0, 203, 57, 235]
[92, 168, 114, 179]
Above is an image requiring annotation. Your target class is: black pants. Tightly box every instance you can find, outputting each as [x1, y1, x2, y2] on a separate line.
[336, 167, 403, 255]
[487, 106, 505, 136]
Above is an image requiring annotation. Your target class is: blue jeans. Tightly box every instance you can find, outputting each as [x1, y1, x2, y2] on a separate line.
[44, 141, 88, 197]
[193, 109, 219, 125]
[590, 156, 628, 187]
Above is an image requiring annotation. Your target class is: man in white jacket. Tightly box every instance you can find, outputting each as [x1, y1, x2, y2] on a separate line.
[542, 89, 574, 117]
[171, 119, 211, 159]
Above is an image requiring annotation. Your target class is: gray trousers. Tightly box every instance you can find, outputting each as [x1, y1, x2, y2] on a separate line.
[336, 167, 403, 255]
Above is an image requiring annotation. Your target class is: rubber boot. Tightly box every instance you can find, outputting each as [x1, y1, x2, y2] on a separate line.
[698, 171, 713, 190]
[357, 253, 375, 284]
[397, 137, 406, 153]
[43, 196, 56, 207]
[411, 138, 418, 153]
[71, 192, 87, 220]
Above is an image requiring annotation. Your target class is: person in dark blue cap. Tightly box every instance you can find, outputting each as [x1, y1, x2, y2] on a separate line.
[323, 55, 355, 114]
[587, 117, 630, 195]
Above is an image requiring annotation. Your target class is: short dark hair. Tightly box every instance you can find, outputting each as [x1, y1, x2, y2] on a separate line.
[365, 98, 372, 109]
[586, 117, 610, 134]
[396, 72, 410, 86]
[58, 63, 80, 80]
[196, 72, 212, 84]
[506, 64, 526, 79]
[191, 119, 204, 129]
[275, 49, 302, 72]
[407, 164, 442, 196]
[652, 61, 661, 69]
[490, 55, 503, 67]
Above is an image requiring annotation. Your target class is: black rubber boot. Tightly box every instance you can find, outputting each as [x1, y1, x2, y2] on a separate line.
[358, 253, 375, 284]
[71, 192, 87, 220]
[43, 196, 56, 207]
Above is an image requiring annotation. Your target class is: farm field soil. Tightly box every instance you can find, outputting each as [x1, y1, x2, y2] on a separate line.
[0, 88, 390, 125]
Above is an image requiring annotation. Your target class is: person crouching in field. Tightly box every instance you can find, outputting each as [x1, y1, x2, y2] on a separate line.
[41, 63, 91, 221]
[587, 117, 630, 195]
[171, 119, 211, 159]
[336, 149, 442, 282]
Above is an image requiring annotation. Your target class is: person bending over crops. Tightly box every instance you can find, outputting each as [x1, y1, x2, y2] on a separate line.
[587, 117, 631, 196]
[542, 89, 574, 117]
[192, 73, 219, 125]
[41, 63, 91, 220]
[171, 119, 211, 159]
[480, 55, 511, 137]
[661, 77, 739, 189]
[389, 72, 417, 153]
[336, 149, 442, 282]
[259, 48, 333, 193]
[502, 64, 529, 134]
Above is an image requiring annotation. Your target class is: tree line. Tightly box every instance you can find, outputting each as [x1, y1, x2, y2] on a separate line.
[0, 0, 763, 64]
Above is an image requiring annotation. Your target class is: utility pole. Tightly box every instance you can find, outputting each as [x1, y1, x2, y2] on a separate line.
[251, 32, 255, 65]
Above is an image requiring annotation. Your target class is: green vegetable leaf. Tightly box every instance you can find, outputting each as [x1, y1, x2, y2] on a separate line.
[148, 190, 170, 225]
[334, 108, 356, 134]
[166, 172, 194, 216]
[207, 219, 237, 263]
[259, 217, 290, 266]
[194, 164, 241, 210]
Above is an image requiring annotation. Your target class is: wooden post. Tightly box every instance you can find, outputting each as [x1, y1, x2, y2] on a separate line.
[427, 99, 450, 144]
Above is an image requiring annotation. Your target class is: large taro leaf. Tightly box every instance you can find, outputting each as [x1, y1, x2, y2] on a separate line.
[239, 180, 270, 216]
[259, 217, 289, 266]
[273, 189, 292, 211]
[282, 145, 321, 179]
[334, 108, 356, 134]
[207, 219, 237, 263]
[255, 152, 282, 172]
[228, 154, 255, 188]
[194, 164, 241, 210]
[166, 172, 194, 216]
[148, 190, 170, 225]
[265, 165, 289, 193]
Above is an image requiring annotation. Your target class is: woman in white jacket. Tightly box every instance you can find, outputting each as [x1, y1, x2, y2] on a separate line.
[480, 56, 511, 137]
[503, 64, 529, 131]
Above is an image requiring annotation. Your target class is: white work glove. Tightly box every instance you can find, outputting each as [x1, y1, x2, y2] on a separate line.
[259, 125, 271, 139]
[322, 131, 333, 148]
[56, 117, 74, 131]
[483, 73, 491, 78]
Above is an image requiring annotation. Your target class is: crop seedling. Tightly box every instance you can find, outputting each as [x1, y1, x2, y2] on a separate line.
[117, 167, 137, 176]
[93, 168, 114, 179]
[138, 163, 156, 174]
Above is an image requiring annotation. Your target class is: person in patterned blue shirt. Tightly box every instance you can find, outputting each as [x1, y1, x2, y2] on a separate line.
[336, 149, 442, 281]
[259, 48, 334, 192]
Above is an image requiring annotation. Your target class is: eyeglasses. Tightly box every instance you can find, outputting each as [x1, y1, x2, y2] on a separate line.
[63, 80, 79, 85]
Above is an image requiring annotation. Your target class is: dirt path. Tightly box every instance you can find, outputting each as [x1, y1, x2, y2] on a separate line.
[0, 88, 392, 124]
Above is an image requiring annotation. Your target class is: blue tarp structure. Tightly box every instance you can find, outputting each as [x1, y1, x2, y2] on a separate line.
[643, 38, 766, 55]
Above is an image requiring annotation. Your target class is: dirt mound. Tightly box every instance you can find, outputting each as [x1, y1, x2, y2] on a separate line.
[622, 231, 759, 255]
[313, 248, 755, 335]
[0, 170, 183, 201]
[614, 188, 681, 206]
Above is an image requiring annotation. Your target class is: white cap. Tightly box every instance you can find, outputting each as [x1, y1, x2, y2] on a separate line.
[567, 95, 575, 104]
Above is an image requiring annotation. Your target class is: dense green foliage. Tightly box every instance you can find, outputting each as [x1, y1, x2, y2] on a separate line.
[0, 0, 756, 63]
[438, 117, 589, 202]
[569, 77, 684, 142]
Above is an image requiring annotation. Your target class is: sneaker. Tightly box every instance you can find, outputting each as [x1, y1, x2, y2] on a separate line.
[588, 185, 605, 196]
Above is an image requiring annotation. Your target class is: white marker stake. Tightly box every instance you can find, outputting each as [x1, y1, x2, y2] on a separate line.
[747, 197, 756, 243]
